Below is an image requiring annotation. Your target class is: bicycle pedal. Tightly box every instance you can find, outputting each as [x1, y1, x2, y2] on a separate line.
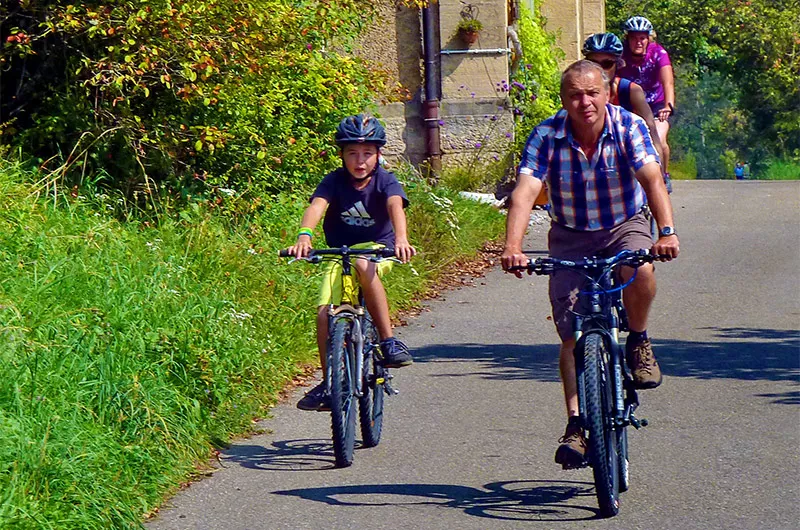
[383, 381, 399, 396]
[630, 415, 648, 429]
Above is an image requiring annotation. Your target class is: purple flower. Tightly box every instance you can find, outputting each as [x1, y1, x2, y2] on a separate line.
[493, 155, 500, 161]
[490, 115, 497, 121]
[512, 81, 525, 90]
[471, 92, 476, 97]
[505, 132, 513, 138]
[474, 142, 482, 148]
[525, 64, 532, 69]
[306, 43, 313, 50]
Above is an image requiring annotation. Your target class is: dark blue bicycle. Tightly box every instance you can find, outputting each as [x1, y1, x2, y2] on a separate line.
[514, 249, 664, 517]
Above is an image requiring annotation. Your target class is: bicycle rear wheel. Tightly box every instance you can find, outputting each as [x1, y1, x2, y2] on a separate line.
[358, 318, 385, 449]
[329, 318, 357, 468]
[582, 332, 620, 517]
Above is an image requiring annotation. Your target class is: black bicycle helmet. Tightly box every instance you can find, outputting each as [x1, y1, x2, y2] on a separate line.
[582, 33, 624, 57]
[624, 16, 654, 34]
[335, 114, 387, 147]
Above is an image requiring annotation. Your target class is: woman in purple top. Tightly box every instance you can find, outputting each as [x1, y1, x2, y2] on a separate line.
[618, 16, 675, 176]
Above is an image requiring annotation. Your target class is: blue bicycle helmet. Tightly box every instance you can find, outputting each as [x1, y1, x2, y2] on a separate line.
[623, 16, 654, 34]
[582, 33, 624, 56]
[335, 114, 387, 147]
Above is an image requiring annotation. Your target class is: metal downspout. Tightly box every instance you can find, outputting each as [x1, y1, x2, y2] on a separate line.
[422, 2, 442, 172]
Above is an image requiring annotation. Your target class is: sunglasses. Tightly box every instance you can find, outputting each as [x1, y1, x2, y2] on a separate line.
[591, 59, 618, 69]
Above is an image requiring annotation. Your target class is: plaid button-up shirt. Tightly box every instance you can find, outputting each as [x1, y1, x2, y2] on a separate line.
[519, 104, 659, 231]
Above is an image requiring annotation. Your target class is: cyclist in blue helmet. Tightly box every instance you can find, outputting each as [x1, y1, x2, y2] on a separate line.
[582, 33, 667, 186]
[287, 114, 417, 411]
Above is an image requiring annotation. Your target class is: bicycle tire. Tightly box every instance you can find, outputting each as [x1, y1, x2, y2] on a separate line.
[582, 332, 620, 517]
[618, 426, 630, 493]
[329, 318, 357, 468]
[358, 312, 384, 447]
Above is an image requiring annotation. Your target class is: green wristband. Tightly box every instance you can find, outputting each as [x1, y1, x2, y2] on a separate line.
[297, 228, 313, 239]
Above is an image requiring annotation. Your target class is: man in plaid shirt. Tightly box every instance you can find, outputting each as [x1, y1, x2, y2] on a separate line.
[502, 60, 680, 470]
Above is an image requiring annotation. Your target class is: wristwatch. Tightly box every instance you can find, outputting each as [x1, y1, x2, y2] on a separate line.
[659, 226, 677, 237]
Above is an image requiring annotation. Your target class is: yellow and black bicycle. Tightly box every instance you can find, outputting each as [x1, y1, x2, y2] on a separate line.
[279, 246, 399, 467]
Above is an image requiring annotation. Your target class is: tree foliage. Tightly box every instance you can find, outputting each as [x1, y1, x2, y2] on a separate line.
[607, 0, 800, 172]
[1, 0, 388, 195]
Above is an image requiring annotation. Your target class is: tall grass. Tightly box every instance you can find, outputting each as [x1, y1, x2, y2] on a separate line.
[757, 159, 800, 180]
[0, 161, 505, 528]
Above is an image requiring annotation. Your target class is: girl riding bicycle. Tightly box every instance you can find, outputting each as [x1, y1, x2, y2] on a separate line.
[285, 114, 416, 411]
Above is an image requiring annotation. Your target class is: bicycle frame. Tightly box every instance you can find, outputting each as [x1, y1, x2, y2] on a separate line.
[572, 260, 638, 431]
[326, 254, 368, 399]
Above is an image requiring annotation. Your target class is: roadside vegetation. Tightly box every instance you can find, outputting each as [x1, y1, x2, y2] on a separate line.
[0, 159, 504, 528]
[608, 0, 800, 179]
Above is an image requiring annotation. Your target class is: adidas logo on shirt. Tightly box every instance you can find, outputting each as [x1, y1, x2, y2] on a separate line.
[340, 201, 376, 227]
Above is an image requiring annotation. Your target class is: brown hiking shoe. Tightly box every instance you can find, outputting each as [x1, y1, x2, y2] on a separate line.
[626, 338, 663, 389]
[554, 419, 588, 469]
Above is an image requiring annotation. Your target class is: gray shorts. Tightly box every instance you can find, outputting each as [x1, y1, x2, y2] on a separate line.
[548, 212, 653, 341]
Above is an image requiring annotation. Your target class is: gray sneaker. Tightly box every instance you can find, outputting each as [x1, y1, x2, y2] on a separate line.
[378, 338, 413, 368]
[626, 338, 663, 389]
[296, 382, 330, 411]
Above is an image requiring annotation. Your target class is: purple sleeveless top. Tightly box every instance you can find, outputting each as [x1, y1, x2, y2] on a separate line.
[618, 41, 671, 105]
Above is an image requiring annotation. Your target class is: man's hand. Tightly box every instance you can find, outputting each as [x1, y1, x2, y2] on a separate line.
[287, 235, 313, 258]
[394, 239, 416, 263]
[652, 234, 679, 261]
[501, 247, 531, 278]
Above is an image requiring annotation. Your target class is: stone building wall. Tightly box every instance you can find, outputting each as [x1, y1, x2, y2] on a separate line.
[354, 0, 605, 168]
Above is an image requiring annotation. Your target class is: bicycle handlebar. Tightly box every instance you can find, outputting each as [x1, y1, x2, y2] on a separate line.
[278, 246, 397, 260]
[509, 249, 664, 275]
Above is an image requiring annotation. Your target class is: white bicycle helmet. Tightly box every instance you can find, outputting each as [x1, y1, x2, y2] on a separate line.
[624, 16, 654, 34]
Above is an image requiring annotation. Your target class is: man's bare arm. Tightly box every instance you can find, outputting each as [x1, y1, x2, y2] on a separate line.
[502, 174, 543, 273]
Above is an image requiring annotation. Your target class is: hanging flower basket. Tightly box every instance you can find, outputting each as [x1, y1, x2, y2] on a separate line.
[456, 19, 483, 45]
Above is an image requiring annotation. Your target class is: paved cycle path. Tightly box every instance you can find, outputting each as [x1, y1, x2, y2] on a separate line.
[148, 181, 799, 530]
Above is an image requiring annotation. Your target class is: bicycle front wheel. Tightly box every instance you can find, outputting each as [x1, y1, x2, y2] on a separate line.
[582, 332, 620, 517]
[358, 312, 384, 447]
[618, 426, 630, 493]
[329, 318, 357, 468]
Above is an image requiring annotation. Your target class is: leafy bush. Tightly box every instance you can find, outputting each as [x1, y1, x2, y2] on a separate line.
[509, 5, 562, 151]
[2, 0, 388, 196]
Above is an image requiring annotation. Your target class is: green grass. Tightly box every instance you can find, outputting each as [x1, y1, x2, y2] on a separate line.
[668, 154, 698, 180]
[0, 161, 505, 528]
[756, 159, 800, 180]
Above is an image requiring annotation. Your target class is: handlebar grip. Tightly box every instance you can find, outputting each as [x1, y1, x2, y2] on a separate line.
[377, 248, 396, 258]
[278, 249, 291, 258]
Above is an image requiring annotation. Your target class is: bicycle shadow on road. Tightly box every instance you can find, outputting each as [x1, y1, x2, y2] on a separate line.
[275, 479, 602, 522]
[222, 438, 346, 472]
[412, 342, 562, 382]
[409, 327, 799, 392]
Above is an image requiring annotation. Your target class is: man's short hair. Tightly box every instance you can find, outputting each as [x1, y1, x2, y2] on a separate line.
[560, 60, 610, 95]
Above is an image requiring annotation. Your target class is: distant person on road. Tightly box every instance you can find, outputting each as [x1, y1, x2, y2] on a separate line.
[501, 60, 679, 470]
[581, 32, 671, 192]
[735, 162, 745, 180]
[285, 114, 416, 411]
[618, 16, 675, 180]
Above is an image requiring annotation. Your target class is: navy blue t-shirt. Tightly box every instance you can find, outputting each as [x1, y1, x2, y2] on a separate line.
[311, 167, 409, 247]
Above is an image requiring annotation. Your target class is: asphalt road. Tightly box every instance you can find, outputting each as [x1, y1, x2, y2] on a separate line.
[147, 181, 800, 530]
